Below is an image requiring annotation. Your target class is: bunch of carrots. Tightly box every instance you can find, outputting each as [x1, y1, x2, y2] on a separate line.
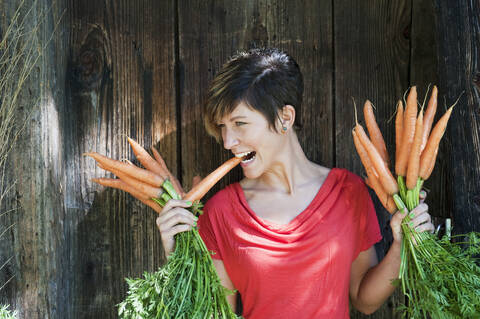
[85, 138, 241, 318]
[353, 86, 480, 318]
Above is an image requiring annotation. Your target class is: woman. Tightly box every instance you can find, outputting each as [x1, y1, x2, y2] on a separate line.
[156, 48, 434, 318]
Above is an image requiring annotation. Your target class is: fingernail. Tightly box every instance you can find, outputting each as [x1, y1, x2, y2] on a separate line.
[409, 212, 415, 219]
[194, 216, 199, 221]
[186, 201, 192, 206]
[409, 221, 414, 227]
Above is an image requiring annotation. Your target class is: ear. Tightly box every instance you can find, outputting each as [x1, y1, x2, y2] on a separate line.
[280, 105, 296, 130]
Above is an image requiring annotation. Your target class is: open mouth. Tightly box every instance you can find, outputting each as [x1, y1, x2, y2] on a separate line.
[242, 151, 256, 163]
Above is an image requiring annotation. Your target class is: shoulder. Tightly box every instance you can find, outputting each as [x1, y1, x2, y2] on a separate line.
[333, 168, 366, 187]
[329, 168, 371, 201]
[203, 183, 239, 215]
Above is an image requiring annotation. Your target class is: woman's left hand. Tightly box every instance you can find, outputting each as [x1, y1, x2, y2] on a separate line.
[390, 191, 435, 244]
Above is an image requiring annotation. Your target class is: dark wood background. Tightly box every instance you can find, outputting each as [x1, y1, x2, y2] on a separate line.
[0, 0, 478, 318]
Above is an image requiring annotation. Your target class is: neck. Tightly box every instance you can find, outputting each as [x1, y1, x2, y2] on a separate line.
[255, 133, 315, 195]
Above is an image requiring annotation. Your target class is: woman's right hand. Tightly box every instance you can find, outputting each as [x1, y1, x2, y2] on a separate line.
[156, 199, 198, 256]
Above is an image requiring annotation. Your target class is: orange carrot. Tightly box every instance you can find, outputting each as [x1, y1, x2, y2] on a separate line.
[127, 137, 168, 178]
[421, 146, 438, 180]
[184, 157, 242, 202]
[354, 129, 396, 213]
[420, 85, 438, 152]
[406, 111, 424, 189]
[99, 164, 164, 199]
[364, 100, 390, 166]
[355, 124, 398, 195]
[395, 100, 404, 164]
[419, 106, 453, 179]
[92, 178, 162, 214]
[365, 176, 397, 214]
[151, 146, 185, 196]
[395, 86, 418, 176]
[352, 129, 376, 177]
[85, 152, 164, 187]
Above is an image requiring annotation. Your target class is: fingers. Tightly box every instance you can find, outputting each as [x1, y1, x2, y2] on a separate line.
[161, 199, 192, 215]
[391, 207, 408, 224]
[156, 204, 198, 246]
[390, 208, 408, 243]
[419, 190, 427, 204]
[157, 209, 197, 230]
[407, 203, 435, 233]
[414, 222, 435, 234]
[157, 199, 197, 232]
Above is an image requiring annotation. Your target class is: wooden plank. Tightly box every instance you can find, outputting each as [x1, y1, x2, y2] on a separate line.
[178, 0, 333, 199]
[65, 0, 176, 317]
[0, 0, 70, 317]
[434, 0, 480, 233]
[411, 0, 448, 219]
[178, 0, 332, 315]
[334, 1, 412, 318]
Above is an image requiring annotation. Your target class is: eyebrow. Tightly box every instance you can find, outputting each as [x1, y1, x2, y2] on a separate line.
[229, 115, 247, 121]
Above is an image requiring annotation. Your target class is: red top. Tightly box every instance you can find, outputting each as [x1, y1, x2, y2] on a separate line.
[198, 168, 382, 319]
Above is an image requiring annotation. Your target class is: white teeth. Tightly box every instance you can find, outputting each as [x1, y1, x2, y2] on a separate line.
[235, 151, 252, 158]
[241, 154, 256, 163]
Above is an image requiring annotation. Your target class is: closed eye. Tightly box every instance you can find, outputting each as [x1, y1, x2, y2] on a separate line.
[235, 121, 247, 126]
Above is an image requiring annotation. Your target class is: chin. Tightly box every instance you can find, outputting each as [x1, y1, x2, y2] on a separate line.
[242, 167, 263, 180]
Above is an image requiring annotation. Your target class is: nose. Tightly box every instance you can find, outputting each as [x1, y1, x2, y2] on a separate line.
[222, 127, 239, 150]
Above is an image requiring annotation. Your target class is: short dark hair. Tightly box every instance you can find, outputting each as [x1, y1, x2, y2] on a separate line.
[203, 48, 304, 141]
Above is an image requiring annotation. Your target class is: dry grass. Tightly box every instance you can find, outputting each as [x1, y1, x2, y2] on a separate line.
[0, 0, 60, 296]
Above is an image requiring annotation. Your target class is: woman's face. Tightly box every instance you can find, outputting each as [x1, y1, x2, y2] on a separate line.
[217, 102, 285, 179]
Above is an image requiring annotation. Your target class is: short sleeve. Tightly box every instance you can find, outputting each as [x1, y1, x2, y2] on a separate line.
[359, 186, 383, 253]
[197, 205, 223, 260]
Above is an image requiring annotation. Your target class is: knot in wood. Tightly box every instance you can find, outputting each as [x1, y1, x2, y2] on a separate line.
[472, 73, 480, 90]
[73, 49, 104, 90]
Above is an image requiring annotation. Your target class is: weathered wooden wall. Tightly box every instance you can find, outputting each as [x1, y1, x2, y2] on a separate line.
[0, 0, 477, 318]
[434, 0, 480, 234]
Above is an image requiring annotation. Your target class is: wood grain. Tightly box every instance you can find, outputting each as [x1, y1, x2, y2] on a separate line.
[411, 0, 448, 219]
[435, 0, 480, 233]
[3, 0, 477, 318]
[334, 1, 412, 317]
[65, 0, 176, 317]
[178, 0, 333, 200]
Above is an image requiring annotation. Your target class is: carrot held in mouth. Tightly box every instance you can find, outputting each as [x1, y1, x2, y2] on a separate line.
[184, 156, 243, 202]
